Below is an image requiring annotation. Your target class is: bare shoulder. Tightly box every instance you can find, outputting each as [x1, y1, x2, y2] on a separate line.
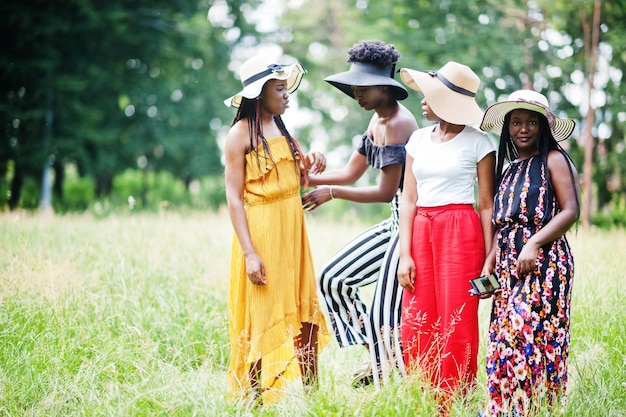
[225, 120, 251, 153]
[547, 149, 578, 174]
[385, 104, 419, 145]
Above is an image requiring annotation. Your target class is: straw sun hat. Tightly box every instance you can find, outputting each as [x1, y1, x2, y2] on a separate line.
[480, 89, 576, 141]
[224, 55, 306, 108]
[399, 61, 483, 125]
[324, 62, 408, 101]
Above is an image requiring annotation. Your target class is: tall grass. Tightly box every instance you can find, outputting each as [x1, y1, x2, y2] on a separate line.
[0, 211, 624, 416]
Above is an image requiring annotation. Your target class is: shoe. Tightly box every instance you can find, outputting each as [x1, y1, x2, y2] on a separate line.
[351, 361, 374, 387]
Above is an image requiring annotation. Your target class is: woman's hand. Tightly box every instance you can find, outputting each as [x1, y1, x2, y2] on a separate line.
[300, 151, 326, 188]
[398, 255, 416, 293]
[516, 239, 540, 278]
[471, 265, 499, 299]
[306, 151, 326, 175]
[302, 186, 334, 211]
[245, 252, 266, 285]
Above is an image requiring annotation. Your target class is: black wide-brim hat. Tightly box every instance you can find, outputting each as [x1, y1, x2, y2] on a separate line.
[324, 62, 408, 101]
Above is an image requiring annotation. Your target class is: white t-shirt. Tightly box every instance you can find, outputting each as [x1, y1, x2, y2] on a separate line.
[405, 125, 495, 207]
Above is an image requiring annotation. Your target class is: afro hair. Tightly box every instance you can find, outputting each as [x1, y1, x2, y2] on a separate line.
[346, 40, 401, 66]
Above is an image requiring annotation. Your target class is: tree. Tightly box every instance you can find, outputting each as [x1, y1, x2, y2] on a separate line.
[276, 0, 626, 225]
[0, 0, 259, 211]
[579, 0, 602, 228]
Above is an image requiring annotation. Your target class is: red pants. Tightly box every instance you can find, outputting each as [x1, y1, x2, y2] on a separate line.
[401, 204, 484, 392]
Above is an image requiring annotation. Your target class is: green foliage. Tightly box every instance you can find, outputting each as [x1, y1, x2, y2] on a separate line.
[195, 175, 227, 212]
[0, 0, 254, 211]
[109, 169, 226, 212]
[2, 0, 626, 226]
[280, 0, 626, 227]
[30, 161, 227, 213]
[57, 173, 96, 213]
[14, 176, 40, 210]
[592, 193, 626, 228]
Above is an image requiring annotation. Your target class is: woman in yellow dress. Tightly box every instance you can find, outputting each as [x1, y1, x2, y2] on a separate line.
[223, 55, 329, 404]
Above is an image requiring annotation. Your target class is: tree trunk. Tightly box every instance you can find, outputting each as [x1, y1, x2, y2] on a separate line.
[580, 0, 601, 229]
[95, 172, 113, 197]
[40, 85, 54, 213]
[8, 160, 23, 210]
[53, 159, 64, 200]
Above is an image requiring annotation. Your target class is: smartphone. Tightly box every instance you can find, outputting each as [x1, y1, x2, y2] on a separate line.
[469, 273, 500, 296]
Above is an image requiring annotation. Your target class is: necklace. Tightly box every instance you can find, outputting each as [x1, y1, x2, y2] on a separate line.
[436, 130, 452, 142]
[435, 126, 462, 142]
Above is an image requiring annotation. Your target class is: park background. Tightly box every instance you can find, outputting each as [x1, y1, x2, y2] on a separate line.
[1, 0, 625, 416]
[1, 0, 626, 228]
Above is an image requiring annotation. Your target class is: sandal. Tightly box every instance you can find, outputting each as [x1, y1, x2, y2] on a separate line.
[351, 361, 374, 387]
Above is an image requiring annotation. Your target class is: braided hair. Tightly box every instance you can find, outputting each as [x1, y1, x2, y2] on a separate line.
[231, 93, 302, 180]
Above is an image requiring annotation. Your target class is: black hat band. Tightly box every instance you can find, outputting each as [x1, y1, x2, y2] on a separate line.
[242, 64, 286, 87]
[427, 70, 475, 97]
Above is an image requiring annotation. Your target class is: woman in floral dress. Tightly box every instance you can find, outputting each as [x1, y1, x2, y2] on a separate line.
[478, 90, 580, 416]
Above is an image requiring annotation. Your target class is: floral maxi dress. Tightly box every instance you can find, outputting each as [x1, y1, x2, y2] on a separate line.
[485, 154, 574, 416]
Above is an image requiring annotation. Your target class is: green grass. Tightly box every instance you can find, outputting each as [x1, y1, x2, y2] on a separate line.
[1, 211, 625, 416]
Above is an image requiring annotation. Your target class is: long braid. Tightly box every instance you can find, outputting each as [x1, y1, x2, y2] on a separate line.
[256, 98, 275, 175]
[274, 115, 304, 175]
[536, 116, 581, 220]
[232, 97, 277, 182]
[495, 112, 519, 192]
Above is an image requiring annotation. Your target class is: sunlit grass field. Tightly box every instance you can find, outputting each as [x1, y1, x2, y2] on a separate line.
[1, 210, 625, 416]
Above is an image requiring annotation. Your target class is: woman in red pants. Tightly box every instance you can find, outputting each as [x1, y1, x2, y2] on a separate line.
[397, 61, 496, 413]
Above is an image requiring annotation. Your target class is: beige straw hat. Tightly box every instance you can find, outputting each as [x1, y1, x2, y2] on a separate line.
[480, 89, 575, 141]
[224, 55, 306, 108]
[399, 61, 483, 125]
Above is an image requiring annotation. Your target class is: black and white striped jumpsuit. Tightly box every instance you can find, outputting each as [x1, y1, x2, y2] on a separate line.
[318, 133, 406, 388]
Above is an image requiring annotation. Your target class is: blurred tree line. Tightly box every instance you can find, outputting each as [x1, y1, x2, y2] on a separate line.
[0, 0, 260, 213]
[1, 0, 625, 227]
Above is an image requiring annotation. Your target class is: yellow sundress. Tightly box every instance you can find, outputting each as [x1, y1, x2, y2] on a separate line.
[228, 136, 329, 403]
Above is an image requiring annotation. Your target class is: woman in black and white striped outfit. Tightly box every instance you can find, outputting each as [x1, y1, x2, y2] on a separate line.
[302, 40, 418, 389]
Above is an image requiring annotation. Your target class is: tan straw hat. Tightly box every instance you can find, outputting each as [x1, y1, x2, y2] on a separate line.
[480, 89, 575, 141]
[224, 55, 306, 108]
[399, 61, 483, 125]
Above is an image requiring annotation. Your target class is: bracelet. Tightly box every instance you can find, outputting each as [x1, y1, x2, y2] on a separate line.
[329, 186, 335, 200]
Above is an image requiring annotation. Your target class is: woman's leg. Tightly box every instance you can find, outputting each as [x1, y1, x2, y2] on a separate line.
[400, 211, 437, 376]
[367, 231, 405, 389]
[431, 206, 482, 391]
[318, 218, 394, 347]
[249, 359, 262, 402]
[295, 322, 319, 389]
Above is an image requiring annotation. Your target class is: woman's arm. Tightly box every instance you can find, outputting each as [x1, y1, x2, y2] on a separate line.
[516, 150, 580, 277]
[328, 162, 404, 203]
[477, 151, 496, 259]
[334, 107, 418, 203]
[397, 154, 418, 293]
[306, 150, 369, 187]
[303, 110, 417, 209]
[224, 124, 266, 285]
